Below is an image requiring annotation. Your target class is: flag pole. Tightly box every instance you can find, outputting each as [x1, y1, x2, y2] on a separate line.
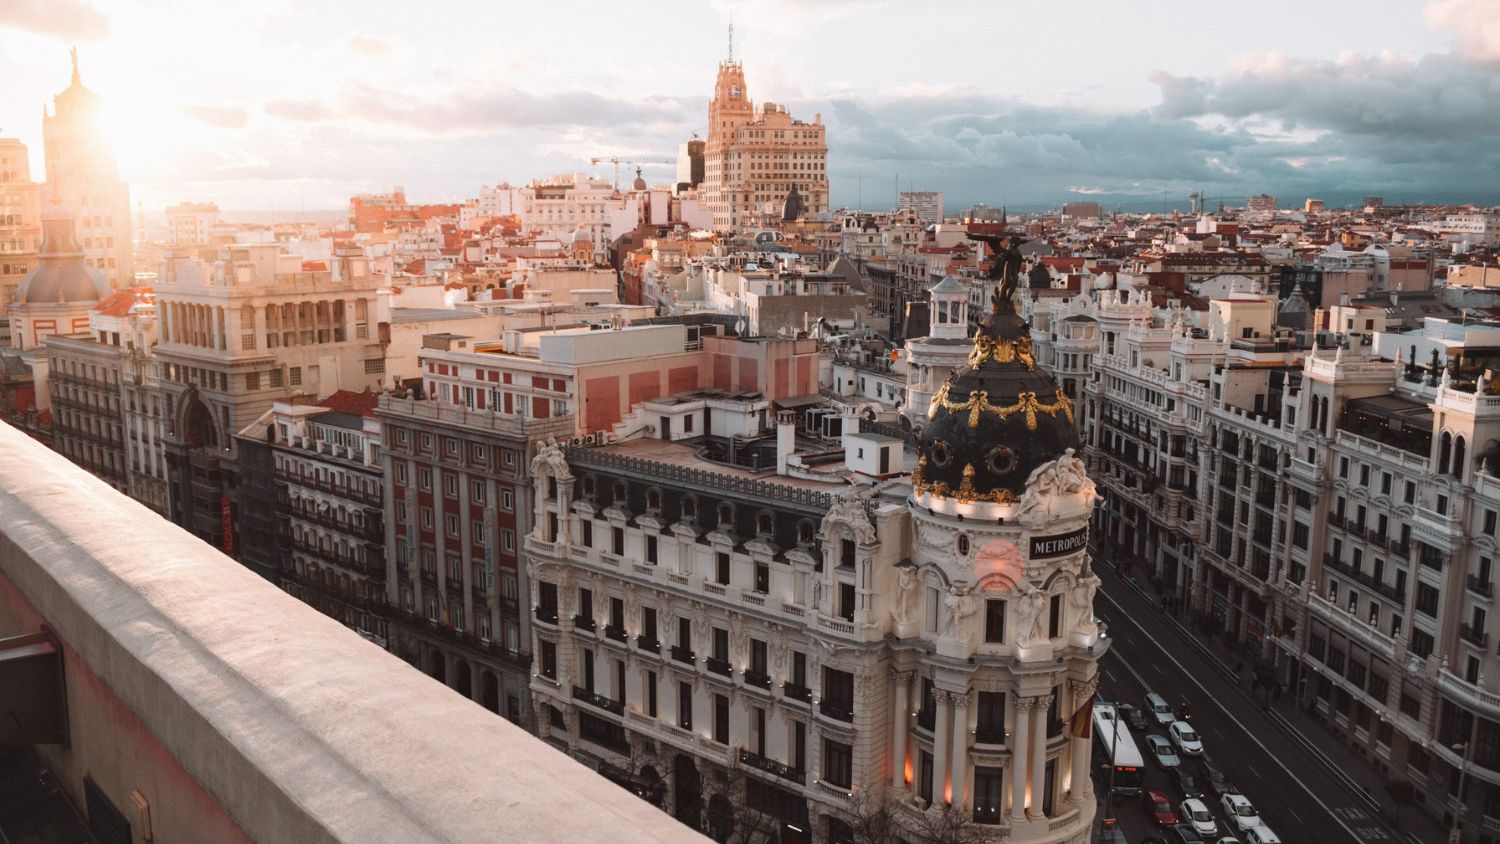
[1106, 695, 1117, 827]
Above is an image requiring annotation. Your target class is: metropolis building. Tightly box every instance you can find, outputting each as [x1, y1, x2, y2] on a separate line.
[524, 282, 1102, 843]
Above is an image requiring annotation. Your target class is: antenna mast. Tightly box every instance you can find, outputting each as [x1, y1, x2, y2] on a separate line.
[728, 21, 734, 63]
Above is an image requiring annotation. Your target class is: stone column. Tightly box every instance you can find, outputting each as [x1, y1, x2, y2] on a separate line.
[1009, 697, 1030, 822]
[1029, 694, 1050, 818]
[950, 689, 969, 809]
[1069, 681, 1096, 803]
[931, 689, 951, 805]
[891, 671, 912, 791]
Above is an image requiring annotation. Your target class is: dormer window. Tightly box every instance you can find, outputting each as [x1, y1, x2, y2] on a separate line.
[613, 482, 627, 504]
[718, 503, 734, 528]
[757, 512, 773, 536]
[682, 496, 697, 520]
[646, 489, 662, 512]
[798, 521, 815, 546]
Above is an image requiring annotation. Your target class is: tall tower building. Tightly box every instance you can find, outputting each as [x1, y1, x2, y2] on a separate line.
[42, 49, 133, 287]
[0, 139, 43, 344]
[701, 30, 829, 231]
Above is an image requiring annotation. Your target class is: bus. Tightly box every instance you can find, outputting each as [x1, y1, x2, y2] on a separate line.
[1092, 701, 1145, 796]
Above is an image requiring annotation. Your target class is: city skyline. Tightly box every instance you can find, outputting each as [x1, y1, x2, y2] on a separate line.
[1, 0, 1497, 213]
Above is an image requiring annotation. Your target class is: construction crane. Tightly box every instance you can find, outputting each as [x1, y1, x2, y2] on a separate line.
[589, 155, 675, 191]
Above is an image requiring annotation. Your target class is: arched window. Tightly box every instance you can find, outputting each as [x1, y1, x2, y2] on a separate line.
[1454, 435, 1467, 479]
[798, 521, 815, 545]
[757, 512, 773, 536]
[682, 495, 697, 519]
[581, 476, 595, 497]
[718, 503, 734, 527]
[646, 489, 662, 511]
[1440, 431, 1453, 475]
[613, 481, 626, 504]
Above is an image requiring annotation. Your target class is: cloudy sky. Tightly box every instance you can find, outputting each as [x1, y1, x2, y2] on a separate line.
[3, 0, 1498, 214]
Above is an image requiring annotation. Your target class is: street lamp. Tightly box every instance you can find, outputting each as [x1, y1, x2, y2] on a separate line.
[1452, 740, 1473, 843]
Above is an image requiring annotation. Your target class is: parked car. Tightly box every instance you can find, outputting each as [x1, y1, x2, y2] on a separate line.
[1242, 824, 1282, 844]
[1143, 789, 1181, 827]
[1220, 793, 1262, 832]
[1172, 766, 1203, 798]
[1179, 798, 1219, 838]
[1170, 720, 1204, 755]
[1118, 702, 1150, 731]
[1214, 838, 1243, 844]
[1145, 691, 1177, 726]
[1147, 734, 1181, 767]
[1168, 825, 1203, 844]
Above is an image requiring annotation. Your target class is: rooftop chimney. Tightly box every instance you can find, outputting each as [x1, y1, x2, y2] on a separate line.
[776, 410, 796, 475]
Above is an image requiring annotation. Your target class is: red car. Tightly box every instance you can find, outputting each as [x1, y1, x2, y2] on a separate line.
[1142, 789, 1180, 827]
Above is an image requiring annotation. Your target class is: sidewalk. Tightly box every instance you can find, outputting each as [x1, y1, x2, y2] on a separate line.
[1105, 557, 1446, 843]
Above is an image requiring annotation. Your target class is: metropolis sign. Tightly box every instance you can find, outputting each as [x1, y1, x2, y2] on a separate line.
[1029, 527, 1088, 560]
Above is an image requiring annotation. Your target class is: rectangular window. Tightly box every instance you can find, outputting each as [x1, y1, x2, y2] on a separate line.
[823, 739, 852, 789]
[716, 552, 731, 585]
[646, 671, 658, 718]
[919, 750, 934, 803]
[985, 600, 1006, 643]
[976, 691, 1006, 744]
[540, 640, 556, 679]
[754, 561, 769, 594]
[713, 694, 729, 744]
[581, 521, 593, 548]
[974, 766, 1003, 824]
[839, 581, 856, 622]
[646, 535, 658, 564]
[678, 682, 693, 730]
[289, 366, 302, 386]
[612, 527, 624, 556]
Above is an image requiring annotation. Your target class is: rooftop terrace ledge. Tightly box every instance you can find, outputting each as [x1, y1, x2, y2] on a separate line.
[0, 421, 704, 844]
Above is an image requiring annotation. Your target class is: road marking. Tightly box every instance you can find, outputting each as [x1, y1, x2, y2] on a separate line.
[1245, 764, 1261, 780]
[1100, 587, 1371, 844]
[1287, 807, 1303, 823]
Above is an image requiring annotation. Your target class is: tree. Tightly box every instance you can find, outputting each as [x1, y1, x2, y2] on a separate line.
[842, 792, 989, 844]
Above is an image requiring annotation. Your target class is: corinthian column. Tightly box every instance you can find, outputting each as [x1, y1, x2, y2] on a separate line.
[1010, 697, 1030, 822]
[931, 690, 951, 804]
[1029, 694, 1050, 819]
[891, 671, 912, 791]
[949, 689, 969, 809]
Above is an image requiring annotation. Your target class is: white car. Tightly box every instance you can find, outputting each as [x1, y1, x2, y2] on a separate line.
[1243, 824, 1282, 844]
[1220, 793, 1262, 832]
[1145, 691, 1176, 727]
[1170, 720, 1204, 756]
[1179, 797, 1219, 837]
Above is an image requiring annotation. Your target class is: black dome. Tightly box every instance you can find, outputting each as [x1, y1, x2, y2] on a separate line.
[913, 302, 1079, 503]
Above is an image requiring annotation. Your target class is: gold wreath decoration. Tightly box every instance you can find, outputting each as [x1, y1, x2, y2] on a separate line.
[926, 384, 1075, 430]
[967, 335, 1036, 370]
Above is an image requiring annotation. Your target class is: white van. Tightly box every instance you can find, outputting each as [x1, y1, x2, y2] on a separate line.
[1244, 825, 1282, 844]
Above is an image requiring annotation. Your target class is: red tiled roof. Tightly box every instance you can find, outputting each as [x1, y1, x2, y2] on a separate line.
[302, 261, 329, 272]
[93, 287, 153, 317]
[319, 390, 381, 418]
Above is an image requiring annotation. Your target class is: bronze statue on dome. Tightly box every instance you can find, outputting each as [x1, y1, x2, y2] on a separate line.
[967, 231, 1029, 312]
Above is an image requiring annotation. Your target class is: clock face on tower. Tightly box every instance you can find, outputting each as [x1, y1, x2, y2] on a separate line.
[729, 85, 740, 99]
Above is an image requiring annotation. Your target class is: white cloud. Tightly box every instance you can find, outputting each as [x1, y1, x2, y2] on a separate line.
[1428, 0, 1500, 62]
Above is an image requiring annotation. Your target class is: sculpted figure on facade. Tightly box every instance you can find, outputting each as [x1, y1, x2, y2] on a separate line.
[822, 486, 876, 545]
[1069, 574, 1100, 634]
[531, 439, 572, 482]
[1015, 586, 1048, 646]
[893, 565, 918, 625]
[943, 583, 976, 639]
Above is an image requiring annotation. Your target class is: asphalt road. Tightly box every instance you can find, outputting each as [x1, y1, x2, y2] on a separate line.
[1088, 561, 1411, 844]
